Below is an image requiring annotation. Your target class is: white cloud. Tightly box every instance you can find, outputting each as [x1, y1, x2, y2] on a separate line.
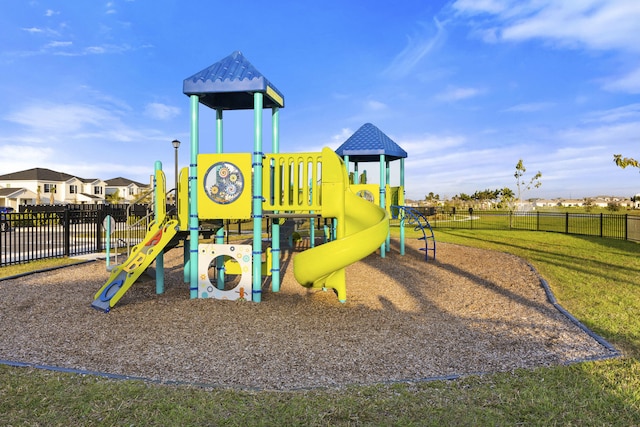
[559, 120, 640, 145]
[106, 1, 117, 14]
[435, 86, 484, 102]
[583, 103, 640, 123]
[454, 0, 640, 53]
[453, 0, 509, 15]
[21, 26, 61, 37]
[383, 17, 446, 79]
[602, 66, 640, 94]
[45, 9, 59, 17]
[399, 134, 466, 156]
[5, 103, 119, 134]
[144, 103, 180, 120]
[45, 41, 73, 48]
[331, 128, 353, 144]
[364, 100, 388, 112]
[503, 102, 555, 112]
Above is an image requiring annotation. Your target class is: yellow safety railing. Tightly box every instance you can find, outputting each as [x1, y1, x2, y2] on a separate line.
[262, 152, 323, 212]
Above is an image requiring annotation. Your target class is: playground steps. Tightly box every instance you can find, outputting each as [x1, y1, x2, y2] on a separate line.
[393, 205, 436, 261]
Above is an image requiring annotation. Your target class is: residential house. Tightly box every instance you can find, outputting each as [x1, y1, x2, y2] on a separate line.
[0, 187, 37, 209]
[591, 196, 634, 209]
[532, 199, 560, 209]
[105, 177, 150, 203]
[559, 199, 584, 208]
[0, 168, 109, 210]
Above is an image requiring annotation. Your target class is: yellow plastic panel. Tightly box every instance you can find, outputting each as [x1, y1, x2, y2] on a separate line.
[351, 184, 380, 206]
[198, 153, 252, 220]
[177, 166, 189, 230]
[155, 169, 167, 221]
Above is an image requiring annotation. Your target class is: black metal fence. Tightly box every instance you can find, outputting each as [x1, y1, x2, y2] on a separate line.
[0, 204, 152, 267]
[403, 208, 640, 242]
[2, 205, 639, 267]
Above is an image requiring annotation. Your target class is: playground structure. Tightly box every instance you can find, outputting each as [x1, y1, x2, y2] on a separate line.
[92, 51, 431, 312]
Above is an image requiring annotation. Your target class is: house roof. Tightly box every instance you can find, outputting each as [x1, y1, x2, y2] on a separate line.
[0, 188, 23, 197]
[105, 177, 148, 187]
[183, 50, 285, 110]
[335, 123, 407, 162]
[0, 187, 37, 200]
[0, 167, 75, 182]
[79, 193, 102, 201]
[79, 177, 101, 184]
[0, 168, 138, 188]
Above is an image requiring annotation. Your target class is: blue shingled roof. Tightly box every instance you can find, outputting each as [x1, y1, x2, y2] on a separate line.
[183, 51, 284, 110]
[335, 123, 407, 162]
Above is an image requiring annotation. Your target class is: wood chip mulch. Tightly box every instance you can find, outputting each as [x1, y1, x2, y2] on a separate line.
[0, 239, 615, 390]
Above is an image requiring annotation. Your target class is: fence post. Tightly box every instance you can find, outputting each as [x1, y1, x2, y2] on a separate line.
[625, 214, 628, 241]
[565, 212, 569, 234]
[63, 208, 70, 257]
[600, 213, 603, 238]
[96, 205, 104, 252]
[536, 211, 540, 231]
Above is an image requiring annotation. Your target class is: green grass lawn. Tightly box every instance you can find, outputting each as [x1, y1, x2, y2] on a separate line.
[0, 257, 86, 279]
[1, 230, 639, 426]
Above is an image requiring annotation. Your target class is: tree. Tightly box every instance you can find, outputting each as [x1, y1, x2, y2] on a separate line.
[498, 187, 515, 210]
[613, 154, 639, 170]
[514, 159, 542, 206]
[471, 189, 501, 209]
[424, 192, 440, 203]
[583, 197, 594, 212]
[106, 189, 121, 204]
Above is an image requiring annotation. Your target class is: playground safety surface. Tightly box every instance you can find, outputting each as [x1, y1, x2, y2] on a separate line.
[0, 239, 616, 390]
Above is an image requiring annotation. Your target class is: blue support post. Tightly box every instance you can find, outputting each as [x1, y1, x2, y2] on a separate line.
[154, 160, 165, 294]
[189, 95, 200, 298]
[252, 92, 264, 302]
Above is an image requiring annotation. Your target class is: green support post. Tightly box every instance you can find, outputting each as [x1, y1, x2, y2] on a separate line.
[379, 154, 386, 258]
[216, 109, 223, 153]
[400, 158, 406, 256]
[215, 108, 225, 289]
[271, 106, 281, 292]
[385, 159, 391, 252]
[189, 95, 200, 299]
[105, 214, 112, 270]
[252, 92, 264, 302]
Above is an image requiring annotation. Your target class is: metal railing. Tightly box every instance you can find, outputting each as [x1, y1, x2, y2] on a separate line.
[396, 208, 640, 242]
[0, 205, 151, 267]
[2, 205, 638, 267]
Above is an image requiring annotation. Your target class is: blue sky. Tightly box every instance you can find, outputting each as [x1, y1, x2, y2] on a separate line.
[1, 0, 639, 201]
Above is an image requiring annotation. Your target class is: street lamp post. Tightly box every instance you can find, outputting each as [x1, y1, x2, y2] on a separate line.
[171, 139, 181, 204]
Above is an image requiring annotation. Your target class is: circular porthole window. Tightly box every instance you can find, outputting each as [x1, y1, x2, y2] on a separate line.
[203, 162, 245, 204]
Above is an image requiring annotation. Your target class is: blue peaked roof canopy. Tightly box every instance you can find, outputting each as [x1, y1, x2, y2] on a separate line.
[335, 123, 407, 162]
[183, 51, 284, 110]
